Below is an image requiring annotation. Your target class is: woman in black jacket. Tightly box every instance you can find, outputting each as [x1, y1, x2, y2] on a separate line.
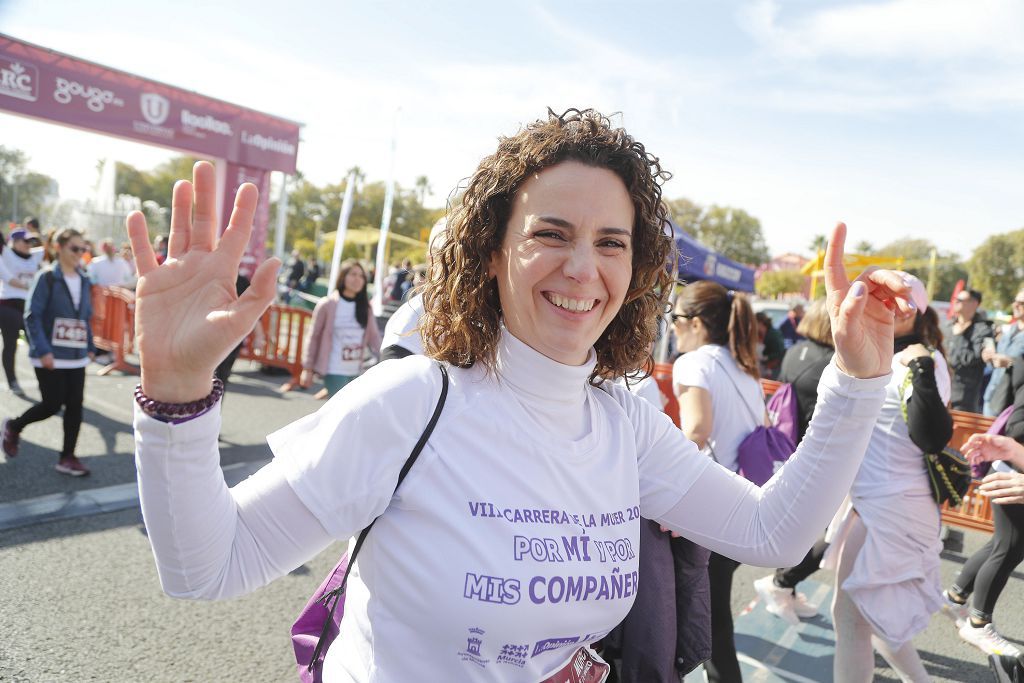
[942, 352, 1024, 658]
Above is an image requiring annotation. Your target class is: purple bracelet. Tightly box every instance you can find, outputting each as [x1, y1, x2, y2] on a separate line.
[134, 378, 225, 419]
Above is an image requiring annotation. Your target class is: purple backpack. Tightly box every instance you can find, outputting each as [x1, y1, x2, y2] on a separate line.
[290, 363, 449, 683]
[713, 358, 796, 486]
[766, 383, 799, 446]
[972, 405, 1014, 480]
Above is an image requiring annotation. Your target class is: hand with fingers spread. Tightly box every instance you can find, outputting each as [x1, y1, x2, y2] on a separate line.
[126, 161, 280, 403]
[962, 433, 1024, 470]
[823, 222, 916, 379]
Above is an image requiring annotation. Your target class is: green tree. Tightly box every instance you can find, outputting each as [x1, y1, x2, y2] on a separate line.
[877, 237, 968, 302]
[808, 234, 827, 254]
[115, 155, 204, 236]
[967, 229, 1024, 310]
[666, 197, 703, 234]
[269, 174, 444, 264]
[854, 240, 874, 254]
[756, 270, 807, 299]
[692, 205, 769, 266]
[0, 146, 59, 224]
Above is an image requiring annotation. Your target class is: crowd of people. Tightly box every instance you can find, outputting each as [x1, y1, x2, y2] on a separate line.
[3, 109, 1024, 682]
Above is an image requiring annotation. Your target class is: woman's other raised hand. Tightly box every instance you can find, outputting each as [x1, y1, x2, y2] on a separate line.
[126, 161, 280, 403]
[823, 222, 915, 379]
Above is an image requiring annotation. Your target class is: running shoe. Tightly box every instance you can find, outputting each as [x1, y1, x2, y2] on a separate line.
[791, 591, 819, 619]
[55, 455, 90, 477]
[959, 621, 1022, 657]
[1, 418, 18, 458]
[941, 590, 970, 627]
[754, 575, 800, 625]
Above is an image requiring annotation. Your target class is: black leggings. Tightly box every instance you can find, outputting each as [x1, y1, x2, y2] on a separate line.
[953, 501, 1024, 622]
[706, 552, 742, 683]
[0, 299, 25, 385]
[774, 535, 830, 590]
[10, 366, 86, 457]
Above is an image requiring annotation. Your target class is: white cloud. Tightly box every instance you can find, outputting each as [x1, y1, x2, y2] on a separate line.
[741, 0, 1024, 62]
[734, 0, 1024, 113]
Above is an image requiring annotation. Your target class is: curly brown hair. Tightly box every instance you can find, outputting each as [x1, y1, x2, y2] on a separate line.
[420, 108, 676, 382]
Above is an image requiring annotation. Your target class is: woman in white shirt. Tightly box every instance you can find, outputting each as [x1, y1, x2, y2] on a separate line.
[672, 280, 764, 683]
[0, 227, 44, 394]
[825, 289, 950, 683]
[300, 259, 382, 399]
[125, 109, 915, 682]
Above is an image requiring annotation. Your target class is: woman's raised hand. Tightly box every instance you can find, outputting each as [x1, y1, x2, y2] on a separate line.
[126, 161, 280, 403]
[824, 223, 915, 379]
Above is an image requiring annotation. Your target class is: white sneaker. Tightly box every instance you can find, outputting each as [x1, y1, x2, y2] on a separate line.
[792, 591, 819, 618]
[958, 621, 1022, 657]
[754, 575, 799, 625]
[940, 591, 969, 627]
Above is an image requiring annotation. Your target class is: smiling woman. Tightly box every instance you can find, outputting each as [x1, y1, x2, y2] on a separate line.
[422, 109, 673, 380]
[127, 108, 917, 682]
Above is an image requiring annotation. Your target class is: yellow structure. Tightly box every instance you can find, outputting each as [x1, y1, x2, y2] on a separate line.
[801, 251, 905, 299]
[322, 226, 429, 262]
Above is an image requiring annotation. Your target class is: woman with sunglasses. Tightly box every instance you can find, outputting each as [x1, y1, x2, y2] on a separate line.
[2, 229, 96, 476]
[671, 281, 762, 682]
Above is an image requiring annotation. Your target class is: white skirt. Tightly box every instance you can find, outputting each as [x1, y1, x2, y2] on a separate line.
[823, 492, 943, 648]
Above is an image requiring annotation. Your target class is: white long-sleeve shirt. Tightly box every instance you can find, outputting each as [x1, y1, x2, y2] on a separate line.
[135, 328, 888, 682]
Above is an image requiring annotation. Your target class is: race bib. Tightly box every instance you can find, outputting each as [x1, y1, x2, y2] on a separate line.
[52, 317, 88, 349]
[540, 647, 610, 683]
[341, 344, 363, 362]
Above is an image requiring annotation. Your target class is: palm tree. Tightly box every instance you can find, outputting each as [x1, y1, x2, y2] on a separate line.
[808, 234, 827, 254]
[414, 175, 431, 205]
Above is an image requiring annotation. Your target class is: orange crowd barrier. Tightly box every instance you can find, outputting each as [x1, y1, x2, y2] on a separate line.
[237, 304, 311, 386]
[90, 285, 138, 376]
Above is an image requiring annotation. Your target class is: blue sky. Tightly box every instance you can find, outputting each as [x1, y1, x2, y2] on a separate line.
[2, 0, 1022, 258]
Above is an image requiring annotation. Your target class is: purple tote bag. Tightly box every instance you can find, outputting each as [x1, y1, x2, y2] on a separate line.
[290, 363, 448, 682]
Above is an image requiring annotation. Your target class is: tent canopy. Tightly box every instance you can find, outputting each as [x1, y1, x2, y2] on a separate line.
[670, 222, 756, 292]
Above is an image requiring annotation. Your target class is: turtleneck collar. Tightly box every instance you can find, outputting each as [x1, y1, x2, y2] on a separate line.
[495, 326, 597, 406]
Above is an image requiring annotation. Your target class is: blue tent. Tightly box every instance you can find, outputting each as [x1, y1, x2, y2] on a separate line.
[669, 221, 756, 292]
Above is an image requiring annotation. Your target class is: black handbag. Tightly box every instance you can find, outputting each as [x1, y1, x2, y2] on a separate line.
[898, 357, 971, 507]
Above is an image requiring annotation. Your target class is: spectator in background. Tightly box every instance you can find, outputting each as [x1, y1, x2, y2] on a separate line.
[120, 242, 136, 278]
[284, 249, 305, 290]
[755, 311, 785, 379]
[779, 303, 805, 350]
[389, 257, 412, 302]
[0, 226, 45, 394]
[949, 288, 993, 413]
[299, 259, 381, 399]
[153, 235, 168, 265]
[301, 258, 321, 292]
[88, 238, 134, 286]
[982, 290, 1024, 416]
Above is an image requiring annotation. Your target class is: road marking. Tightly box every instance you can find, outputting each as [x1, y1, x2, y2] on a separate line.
[0, 459, 267, 532]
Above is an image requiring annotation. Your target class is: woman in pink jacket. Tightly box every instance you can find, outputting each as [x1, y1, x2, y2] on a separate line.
[300, 259, 382, 398]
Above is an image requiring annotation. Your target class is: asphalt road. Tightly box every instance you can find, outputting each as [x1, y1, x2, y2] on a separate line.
[1, 345, 1021, 681]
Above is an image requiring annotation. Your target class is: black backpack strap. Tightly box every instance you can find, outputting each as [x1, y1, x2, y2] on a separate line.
[309, 361, 449, 670]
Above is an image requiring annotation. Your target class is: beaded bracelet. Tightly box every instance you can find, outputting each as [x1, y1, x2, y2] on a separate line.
[134, 378, 225, 419]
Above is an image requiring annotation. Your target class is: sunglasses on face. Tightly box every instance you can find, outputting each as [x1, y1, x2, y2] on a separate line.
[67, 246, 88, 254]
[672, 313, 694, 323]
